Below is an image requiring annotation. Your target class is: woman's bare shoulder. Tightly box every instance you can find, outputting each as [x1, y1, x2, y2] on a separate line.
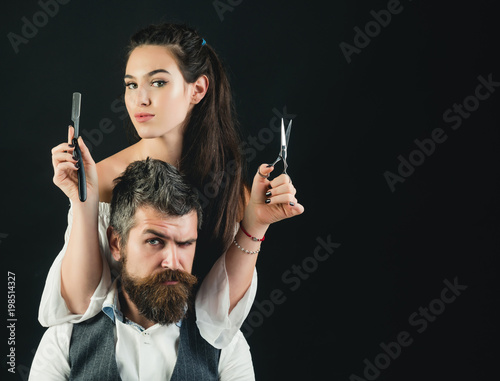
[96, 146, 136, 203]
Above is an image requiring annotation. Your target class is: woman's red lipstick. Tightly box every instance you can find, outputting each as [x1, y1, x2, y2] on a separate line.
[134, 113, 155, 122]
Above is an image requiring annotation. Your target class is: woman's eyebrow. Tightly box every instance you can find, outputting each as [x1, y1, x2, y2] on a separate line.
[124, 69, 171, 79]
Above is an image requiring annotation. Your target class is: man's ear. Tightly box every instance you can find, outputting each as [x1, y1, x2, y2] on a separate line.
[107, 226, 122, 262]
[191, 75, 209, 104]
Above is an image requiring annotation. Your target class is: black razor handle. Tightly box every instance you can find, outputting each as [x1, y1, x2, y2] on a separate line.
[72, 138, 87, 202]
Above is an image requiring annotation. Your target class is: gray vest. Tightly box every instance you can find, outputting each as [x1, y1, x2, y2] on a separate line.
[68, 311, 220, 380]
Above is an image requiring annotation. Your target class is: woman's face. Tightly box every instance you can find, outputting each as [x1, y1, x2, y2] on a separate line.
[124, 45, 195, 139]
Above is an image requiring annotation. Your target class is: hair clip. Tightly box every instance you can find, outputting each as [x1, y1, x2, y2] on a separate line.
[201, 38, 206, 46]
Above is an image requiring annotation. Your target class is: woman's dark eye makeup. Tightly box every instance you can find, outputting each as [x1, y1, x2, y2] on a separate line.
[152, 80, 167, 87]
[124, 79, 168, 89]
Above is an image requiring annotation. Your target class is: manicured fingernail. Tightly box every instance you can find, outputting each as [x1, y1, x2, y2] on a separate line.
[266, 164, 273, 168]
[265, 190, 272, 197]
[289, 202, 295, 206]
[265, 199, 271, 204]
[68, 143, 74, 148]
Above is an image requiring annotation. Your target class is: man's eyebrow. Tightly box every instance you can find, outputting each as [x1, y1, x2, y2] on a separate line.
[142, 229, 196, 244]
[143, 229, 169, 239]
[124, 69, 171, 79]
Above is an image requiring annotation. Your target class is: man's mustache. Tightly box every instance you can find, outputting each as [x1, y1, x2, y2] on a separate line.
[148, 269, 198, 286]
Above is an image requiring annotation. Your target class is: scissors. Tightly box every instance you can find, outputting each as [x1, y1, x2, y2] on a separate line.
[269, 118, 292, 175]
[71, 92, 87, 202]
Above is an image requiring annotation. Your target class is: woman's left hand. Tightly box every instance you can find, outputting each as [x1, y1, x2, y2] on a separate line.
[242, 163, 305, 235]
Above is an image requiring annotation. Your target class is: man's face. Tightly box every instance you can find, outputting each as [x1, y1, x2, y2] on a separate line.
[111, 206, 199, 325]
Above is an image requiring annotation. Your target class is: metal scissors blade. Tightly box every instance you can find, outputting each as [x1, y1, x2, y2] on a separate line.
[270, 118, 293, 173]
[71, 92, 81, 138]
[281, 118, 292, 161]
[285, 119, 292, 147]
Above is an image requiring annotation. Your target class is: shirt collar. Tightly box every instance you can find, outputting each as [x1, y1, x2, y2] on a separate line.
[102, 279, 123, 324]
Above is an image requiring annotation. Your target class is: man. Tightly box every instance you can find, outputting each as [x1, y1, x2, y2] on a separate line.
[29, 159, 254, 380]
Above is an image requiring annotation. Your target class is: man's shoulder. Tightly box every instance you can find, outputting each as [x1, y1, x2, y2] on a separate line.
[43, 321, 74, 347]
[45, 321, 74, 337]
[29, 323, 73, 379]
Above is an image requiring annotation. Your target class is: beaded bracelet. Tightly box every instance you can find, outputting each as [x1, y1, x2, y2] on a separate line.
[233, 239, 260, 255]
[240, 222, 265, 241]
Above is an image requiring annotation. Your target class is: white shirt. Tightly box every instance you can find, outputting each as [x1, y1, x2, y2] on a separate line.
[29, 281, 255, 381]
[38, 202, 257, 348]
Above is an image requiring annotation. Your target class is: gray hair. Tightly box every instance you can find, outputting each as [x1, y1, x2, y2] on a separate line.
[109, 158, 202, 245]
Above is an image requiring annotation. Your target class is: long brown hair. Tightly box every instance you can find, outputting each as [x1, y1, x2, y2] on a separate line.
[125, 23, 247, 271]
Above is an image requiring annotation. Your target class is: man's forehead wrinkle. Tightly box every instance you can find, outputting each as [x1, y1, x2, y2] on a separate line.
[129, 207, 198, 242]
[138, 220, 185, 237]
[142, 228, 170, 239]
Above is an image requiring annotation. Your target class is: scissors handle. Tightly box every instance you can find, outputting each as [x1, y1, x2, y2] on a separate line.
[270, 156, 281, 168]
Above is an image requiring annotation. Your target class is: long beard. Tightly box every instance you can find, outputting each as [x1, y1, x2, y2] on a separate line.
[121, 266, 198, 326]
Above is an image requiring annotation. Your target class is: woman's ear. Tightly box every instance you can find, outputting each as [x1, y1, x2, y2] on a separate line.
[107, 226, 122, 262]
[191, 75, 209, 104]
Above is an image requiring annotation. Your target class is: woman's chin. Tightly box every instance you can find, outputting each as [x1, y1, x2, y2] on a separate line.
[134, 124, 181, 140]
[137, 132, 159, 140]
[134, 126, 162, 140]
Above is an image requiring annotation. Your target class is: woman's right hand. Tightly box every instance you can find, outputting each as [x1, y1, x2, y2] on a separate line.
[51, 126, 98, 203]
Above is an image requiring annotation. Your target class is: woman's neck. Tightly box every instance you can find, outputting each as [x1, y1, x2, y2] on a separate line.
[133, 131, 183, 168]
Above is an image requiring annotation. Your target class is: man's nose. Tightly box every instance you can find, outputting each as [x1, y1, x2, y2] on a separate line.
[161, 245, 180, 270]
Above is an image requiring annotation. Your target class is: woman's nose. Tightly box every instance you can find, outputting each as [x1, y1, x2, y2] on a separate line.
[136, 86, 151, 107]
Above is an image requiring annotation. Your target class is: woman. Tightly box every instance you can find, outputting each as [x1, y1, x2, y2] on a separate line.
[42, 23, 304, 348]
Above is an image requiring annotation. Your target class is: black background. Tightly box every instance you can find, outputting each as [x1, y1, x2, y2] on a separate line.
[1, 0, 499, 380]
